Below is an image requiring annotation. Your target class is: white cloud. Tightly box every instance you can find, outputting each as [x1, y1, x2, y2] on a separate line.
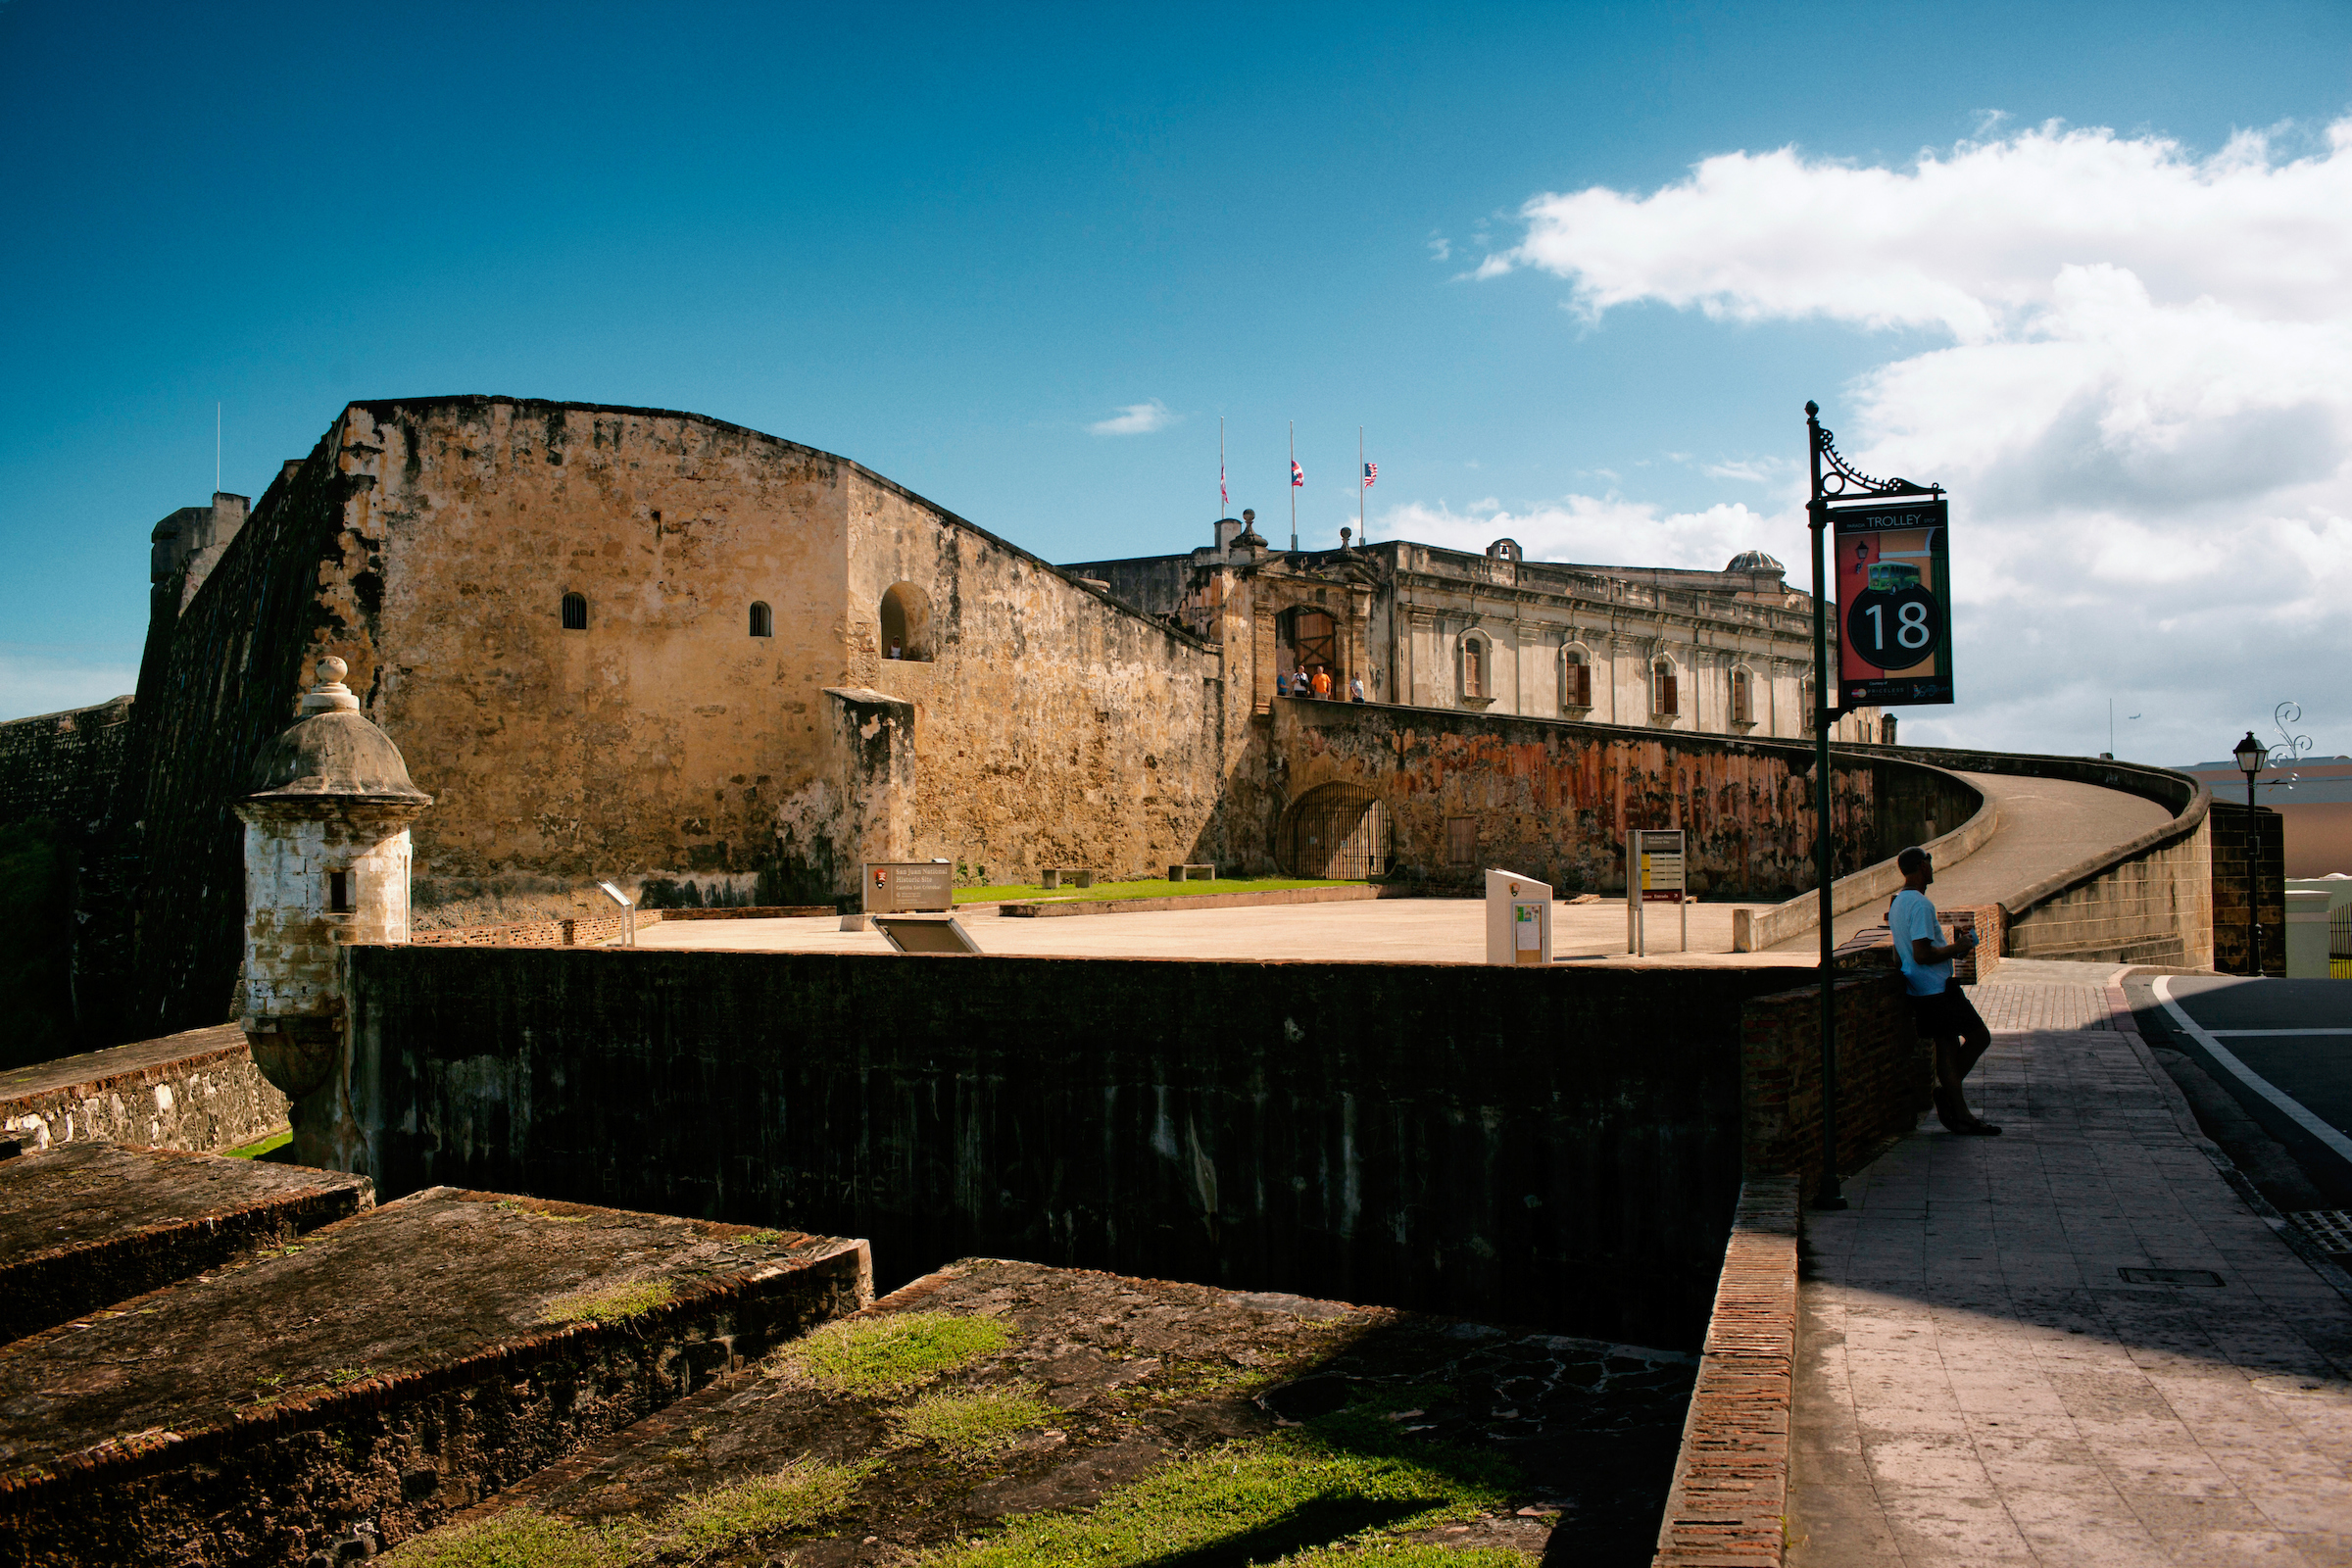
[1476, 118, 2352, 764]
[1381, 494, 1788, 573]
[1089, 399, 1177, 436]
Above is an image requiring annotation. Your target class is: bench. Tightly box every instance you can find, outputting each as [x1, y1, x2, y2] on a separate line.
[1167, 863, 1216, 882]
[1039, 868, 1095, 890]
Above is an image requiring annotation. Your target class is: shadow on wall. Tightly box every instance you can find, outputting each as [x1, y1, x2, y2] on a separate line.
[0, 818, 78, 1070]
[347, 947, 1835, 1348]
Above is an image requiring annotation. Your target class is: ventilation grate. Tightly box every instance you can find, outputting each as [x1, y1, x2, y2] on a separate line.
[2286, 1210, 2352, 1256]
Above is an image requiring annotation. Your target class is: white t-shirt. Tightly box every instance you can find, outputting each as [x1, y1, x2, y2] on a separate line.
[1890, 888, 1952, 998]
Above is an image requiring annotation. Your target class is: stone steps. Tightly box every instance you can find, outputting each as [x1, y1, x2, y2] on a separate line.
[0, 1179, 868, 1566]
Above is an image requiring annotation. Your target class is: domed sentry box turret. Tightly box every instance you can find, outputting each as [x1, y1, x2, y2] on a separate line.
[234, 657, 431, 1169]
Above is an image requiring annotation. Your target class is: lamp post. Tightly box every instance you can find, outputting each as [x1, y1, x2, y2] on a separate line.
[2233, 730, 2266, 976]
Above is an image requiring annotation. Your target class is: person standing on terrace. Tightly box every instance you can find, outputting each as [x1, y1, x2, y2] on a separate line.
[1891, 846, 1997, 1135]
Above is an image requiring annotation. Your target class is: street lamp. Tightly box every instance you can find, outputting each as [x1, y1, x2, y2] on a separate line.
[2233, 730, 2266, 975]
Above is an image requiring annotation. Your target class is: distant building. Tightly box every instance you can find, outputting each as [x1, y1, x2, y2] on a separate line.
[1067, 521, 1881, 742]
[2178, 757, 2352, 878]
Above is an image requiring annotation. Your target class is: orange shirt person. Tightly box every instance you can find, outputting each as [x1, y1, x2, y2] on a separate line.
[1310, 668, 1333, 699]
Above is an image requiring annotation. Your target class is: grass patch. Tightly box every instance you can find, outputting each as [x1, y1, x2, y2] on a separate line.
[386, 1460, 875, 1566]
[1285, 1545, 1527, 1567]
[222, 1130, 292, 1160]
[498, 1200, 590, 1224]
[918, 1394, 1518, 1568]
[892, 1384, 1055, 1455]
[742, 1228, 787, 1245]
[767, 1310, 1012, 1396]
[955, 876, 1362, 906]
[539, 1279, 675, 1326]
[383, 1511, 628, 1566]
[642, 1458, 877, 1562]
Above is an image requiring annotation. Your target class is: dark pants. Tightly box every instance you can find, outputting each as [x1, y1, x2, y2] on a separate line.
[1910, 983, 1992, 1118]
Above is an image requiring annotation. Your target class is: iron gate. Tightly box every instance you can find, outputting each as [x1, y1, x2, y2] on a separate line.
[1279, 784, 1392, 880]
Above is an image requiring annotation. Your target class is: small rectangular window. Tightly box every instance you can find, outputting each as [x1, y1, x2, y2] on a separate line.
[1654, 672, 1679, 717]
[327, 869, 353, 913]
[1732, 669, 1752, 724]
[1463, 641, 1484, 699]
[1446, 816, 1478, 867]
[1564, 659, 1591, 708]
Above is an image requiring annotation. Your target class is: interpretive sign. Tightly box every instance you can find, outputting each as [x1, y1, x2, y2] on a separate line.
[863, 861, 956, 914]
[1834, 498, 1953, 708]
[1484, 867, 1553, 966]
[1626, 830, 1688, 956]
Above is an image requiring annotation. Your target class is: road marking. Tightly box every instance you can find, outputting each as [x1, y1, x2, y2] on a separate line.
[2154, 976, 2352, 1165]
[2207, 1029, 2352, 1037]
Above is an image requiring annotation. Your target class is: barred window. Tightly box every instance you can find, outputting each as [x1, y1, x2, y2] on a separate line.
[561, 592, 588, 631]
[749, 602, 773, 638]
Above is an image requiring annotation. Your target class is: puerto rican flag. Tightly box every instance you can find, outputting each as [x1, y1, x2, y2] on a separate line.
[1362, 461, 1378, 488]
[1291, 461, 1304, 487]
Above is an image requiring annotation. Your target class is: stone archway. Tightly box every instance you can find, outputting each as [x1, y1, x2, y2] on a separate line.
[1279, 783, 1392, 880]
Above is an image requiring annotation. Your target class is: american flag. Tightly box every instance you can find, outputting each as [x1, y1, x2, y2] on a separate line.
[1291, 461, 1304, 487]
[1220, 464, 1227, 510]
[1362, 462, 1378, 488]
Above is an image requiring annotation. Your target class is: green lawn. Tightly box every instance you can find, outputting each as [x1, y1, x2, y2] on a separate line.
[954, 876, 1364, 905]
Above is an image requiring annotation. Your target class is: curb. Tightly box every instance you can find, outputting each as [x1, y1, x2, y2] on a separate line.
[1651, 1175, 1798, 1567]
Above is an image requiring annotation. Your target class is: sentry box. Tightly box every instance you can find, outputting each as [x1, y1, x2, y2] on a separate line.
[1484, 868, 1553, 966]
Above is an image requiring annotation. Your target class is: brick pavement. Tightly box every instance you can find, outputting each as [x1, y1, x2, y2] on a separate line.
[1788, 970, 2352, 1566]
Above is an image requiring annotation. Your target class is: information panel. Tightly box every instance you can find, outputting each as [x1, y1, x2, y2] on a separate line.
[1833, 498, 1953, 708]
[863, 861, 956, 914]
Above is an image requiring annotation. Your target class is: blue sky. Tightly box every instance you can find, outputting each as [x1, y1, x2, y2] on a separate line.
[4, 0, 2349, 764]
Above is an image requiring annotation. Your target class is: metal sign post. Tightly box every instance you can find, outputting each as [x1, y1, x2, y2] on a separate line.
[1626, 829, 1687, 956]
[1805, 401, 1949, 1213]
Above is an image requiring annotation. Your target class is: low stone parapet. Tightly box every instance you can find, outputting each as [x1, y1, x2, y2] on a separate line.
[409, 906, 835, 948]
[0, 1024, 287, 1155]
[1740, 973, 1932, 1194]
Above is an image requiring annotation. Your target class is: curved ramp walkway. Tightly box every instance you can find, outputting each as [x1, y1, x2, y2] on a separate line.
[1788, 964, 2352, 1565]
[1777, 771, 2172, 953]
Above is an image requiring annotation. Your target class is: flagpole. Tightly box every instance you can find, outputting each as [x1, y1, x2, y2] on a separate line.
[1219, 417, 1225, 515]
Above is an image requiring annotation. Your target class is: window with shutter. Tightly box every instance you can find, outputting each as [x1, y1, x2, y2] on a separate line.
[1564, 657, 1591, 709]
[1463, 638, 1485, 699]
[1732, 668, 1751, 723]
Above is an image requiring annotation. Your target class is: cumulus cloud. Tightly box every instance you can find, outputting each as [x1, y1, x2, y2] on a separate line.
[1478, 119, 2352, 763]
[1381, 494, 1788, 574]
[1089, 399, 1177, 436]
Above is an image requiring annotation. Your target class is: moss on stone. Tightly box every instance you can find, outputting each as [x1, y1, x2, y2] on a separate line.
[381, 1511, 628, 1567]
[767, 1310, 1011, 1396]
[538, 1279, 675, 1326]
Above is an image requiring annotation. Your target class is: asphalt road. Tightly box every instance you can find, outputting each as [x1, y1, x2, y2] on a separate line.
[2133, 975, 2352, 1208]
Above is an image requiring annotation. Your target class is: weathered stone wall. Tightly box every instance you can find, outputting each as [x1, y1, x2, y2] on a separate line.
[1264, 698, 1898, 897]
[347, 944, 1821, 1346]
[0, 696, 132, 834]
[2209, 800, 2282, 976]
[843, 467, 1228, 881]
[0, 1023, 287, 1153]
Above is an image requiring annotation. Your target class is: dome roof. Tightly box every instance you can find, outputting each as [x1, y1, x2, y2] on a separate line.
[1726, 550, 1785, 572]
[243, 659, 430, 803]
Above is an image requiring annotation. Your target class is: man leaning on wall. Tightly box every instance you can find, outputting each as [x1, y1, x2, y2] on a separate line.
[1891, 845, 1999, 1136]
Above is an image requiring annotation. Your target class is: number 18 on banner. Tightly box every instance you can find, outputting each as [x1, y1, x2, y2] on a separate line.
[1834, 498, 1953, 708]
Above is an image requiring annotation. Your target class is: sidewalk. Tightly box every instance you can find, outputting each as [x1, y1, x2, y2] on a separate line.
[1788, 962, 2352, 1565]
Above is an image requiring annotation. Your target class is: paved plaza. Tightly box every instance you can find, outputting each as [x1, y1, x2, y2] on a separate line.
[1790, 963, 2352, 1565]
[632, 895, 1818, 965]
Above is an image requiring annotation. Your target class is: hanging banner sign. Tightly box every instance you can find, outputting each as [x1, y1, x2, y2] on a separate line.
[1833, 498, 1953, 708]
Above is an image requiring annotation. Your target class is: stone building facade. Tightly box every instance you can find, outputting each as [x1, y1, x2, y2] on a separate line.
[1070, 521, 1881, 743]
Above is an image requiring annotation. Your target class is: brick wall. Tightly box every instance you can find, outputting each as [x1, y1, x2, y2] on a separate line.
[1740, 972, 1931, 1192]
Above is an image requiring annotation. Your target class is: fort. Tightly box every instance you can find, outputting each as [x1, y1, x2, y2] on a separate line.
[0, 396, 2277, 1565]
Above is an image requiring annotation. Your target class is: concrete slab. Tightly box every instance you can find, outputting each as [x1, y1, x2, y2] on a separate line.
[0, 1187, 869, 1566]
[634, 896, 1816, 968]
[394, 1256, 1698, 1566]
[1788, 966, 2352, 1566]
[0, 1141, 372, 1343]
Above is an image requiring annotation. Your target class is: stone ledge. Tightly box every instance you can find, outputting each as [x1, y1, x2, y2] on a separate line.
[999, 884, 1379, 918]
[0, 1024, 287, 1155]
[1652, 1175, 1799, 1568]
[0, 1187, 869, 1564]
[0, 1143, 373, 1343]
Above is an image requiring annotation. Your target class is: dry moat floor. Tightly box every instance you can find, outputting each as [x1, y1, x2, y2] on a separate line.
[393, 1258, 1698, 1568]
